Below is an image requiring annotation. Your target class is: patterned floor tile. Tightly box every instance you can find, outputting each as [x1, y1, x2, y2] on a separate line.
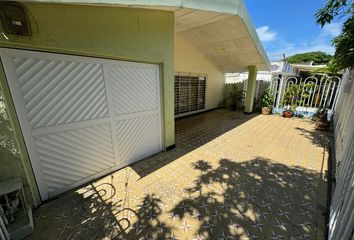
[28, 110, 328, 240]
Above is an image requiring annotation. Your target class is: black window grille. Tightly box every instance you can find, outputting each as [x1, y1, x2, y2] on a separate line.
[174, 74, 206, 116]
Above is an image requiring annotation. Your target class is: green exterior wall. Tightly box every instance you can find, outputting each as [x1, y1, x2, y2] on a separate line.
[0, 2, 175, 206]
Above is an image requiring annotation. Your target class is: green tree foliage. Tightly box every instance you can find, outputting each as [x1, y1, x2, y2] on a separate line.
[282, 84, 301, 110]
[282, 83, 315, 110]
[315, 0, 354, 70]
[285, 51, 333, 65]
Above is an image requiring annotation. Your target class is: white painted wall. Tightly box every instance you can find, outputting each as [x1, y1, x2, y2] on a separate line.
[174, 34, 224, 110]
[225, 71, 272, 83]
[225, 61, 296, 84]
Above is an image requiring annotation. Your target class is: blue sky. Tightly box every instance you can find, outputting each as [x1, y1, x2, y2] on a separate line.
[245, 0, 342, 61]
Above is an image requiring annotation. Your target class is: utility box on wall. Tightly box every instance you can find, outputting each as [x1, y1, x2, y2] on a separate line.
[0, 2, 31, 36]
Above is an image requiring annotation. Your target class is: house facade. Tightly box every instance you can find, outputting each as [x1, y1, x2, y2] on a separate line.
[0, 0, 270, 206]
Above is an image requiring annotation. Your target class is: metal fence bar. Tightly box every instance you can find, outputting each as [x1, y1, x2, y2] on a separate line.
[270, 77, 280, 107]
[309, 77, 318, 108]
[331, 76, 342, 112]
[328, 82, 336, 108]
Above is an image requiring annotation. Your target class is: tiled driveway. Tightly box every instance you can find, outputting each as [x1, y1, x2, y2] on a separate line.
[29, 110, 329, 240]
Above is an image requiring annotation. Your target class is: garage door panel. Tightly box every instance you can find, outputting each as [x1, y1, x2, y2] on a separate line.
[116, 113, 161, 165]
[35, 124, 115, 169]
[40, 160, 96, 180]
[110, 64, 159, 115]
[34, 124, 115, 197]
[1, 48, 163, 200]
[11, 56, 108, 129]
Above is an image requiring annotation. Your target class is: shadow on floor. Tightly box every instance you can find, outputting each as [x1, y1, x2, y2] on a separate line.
[27, 111, 329, 239]
[294, 125, 329, 184]
[130, 110, 257, 178]
[294, 126, 329, 149]
[29, 157, 327, 239]
[169, 157, 327, 239]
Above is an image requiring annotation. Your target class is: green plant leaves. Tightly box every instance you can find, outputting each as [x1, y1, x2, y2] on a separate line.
[260, 87, 274, 108]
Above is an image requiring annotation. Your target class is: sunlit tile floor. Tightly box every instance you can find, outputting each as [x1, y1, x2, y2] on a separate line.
[28, 110, 329, 240]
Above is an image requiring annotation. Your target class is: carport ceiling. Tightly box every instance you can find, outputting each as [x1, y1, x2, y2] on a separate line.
[175, 8, 270, 72]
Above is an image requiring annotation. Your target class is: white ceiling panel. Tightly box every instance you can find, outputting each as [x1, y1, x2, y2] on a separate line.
[178, 14, 269, 72]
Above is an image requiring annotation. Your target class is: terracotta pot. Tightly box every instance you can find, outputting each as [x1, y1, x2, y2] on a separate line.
[315, 120, 330, 131]
[282, 111, 293, 118]
[261, 107, 271, 115]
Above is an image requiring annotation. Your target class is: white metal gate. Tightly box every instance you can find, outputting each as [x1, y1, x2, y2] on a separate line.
[270, 75, 342, 116]
[0, 48, 163, 200]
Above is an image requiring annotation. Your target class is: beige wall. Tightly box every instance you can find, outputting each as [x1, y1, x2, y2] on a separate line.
[174, 34, 224, 110]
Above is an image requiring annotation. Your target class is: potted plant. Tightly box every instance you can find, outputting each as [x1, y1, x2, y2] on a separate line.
[312, 107, 326, 122]
[260, 87, 274, 115]
[281, 82, 317, 118]
[282, 106, 295, 118]
[314, 108, 330, 130]
[281, 84, 301, 118]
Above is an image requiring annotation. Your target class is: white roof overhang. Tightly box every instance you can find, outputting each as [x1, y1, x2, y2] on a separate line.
[28, 0, 271, 72]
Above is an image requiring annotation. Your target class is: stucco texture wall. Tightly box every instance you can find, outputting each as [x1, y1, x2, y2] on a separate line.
[0, 2, 174, 205]
[174, 34, 224, 110]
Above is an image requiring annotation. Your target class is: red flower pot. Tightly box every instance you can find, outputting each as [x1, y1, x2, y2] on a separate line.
[282, 111, 293, 118]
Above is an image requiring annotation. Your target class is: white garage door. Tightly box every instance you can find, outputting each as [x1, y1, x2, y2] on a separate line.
[0, 48, 163, 200]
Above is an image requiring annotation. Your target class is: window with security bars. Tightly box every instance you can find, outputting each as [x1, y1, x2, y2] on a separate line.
[174, 74, 206, 116]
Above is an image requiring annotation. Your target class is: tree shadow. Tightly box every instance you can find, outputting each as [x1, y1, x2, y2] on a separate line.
[169, 157, 327, 239]
[29, 183, 122, 239]
[130, 110, 257, 178]
[295, 126, 329, 149]
[29, 183, 174, 240]
[122, 194, 175, 239]
[29, 157, 327, 239]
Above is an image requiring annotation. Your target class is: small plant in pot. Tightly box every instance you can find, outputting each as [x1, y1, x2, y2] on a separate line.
[281, 84, 301, 118]
[312, 107, 326, 121]
[260, 87, 274, 115]
[314, 108, 330, 130]
[282, 105, 295, 118]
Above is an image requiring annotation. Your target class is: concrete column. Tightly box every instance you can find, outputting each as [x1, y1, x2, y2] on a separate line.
[244, 65, 257, 113]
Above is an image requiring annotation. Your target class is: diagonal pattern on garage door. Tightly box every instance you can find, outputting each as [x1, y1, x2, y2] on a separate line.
[0, 48, 163, 200]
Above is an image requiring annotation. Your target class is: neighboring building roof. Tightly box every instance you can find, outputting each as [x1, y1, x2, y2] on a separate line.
[28, 0, 271, 72]
[291, 63, 327, 72]
[225, 61, 296, 84]
[270, 61, 297, 75]
[225, 71, 272, 84]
